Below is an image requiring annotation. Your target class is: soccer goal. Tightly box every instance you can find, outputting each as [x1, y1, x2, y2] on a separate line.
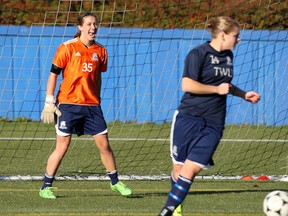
[0, 0, 287, 181]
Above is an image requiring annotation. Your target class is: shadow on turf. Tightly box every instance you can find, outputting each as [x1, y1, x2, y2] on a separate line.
[135, 188, 280, 198]
[50, 184, 283, 199]
[54, 193, 146, 199]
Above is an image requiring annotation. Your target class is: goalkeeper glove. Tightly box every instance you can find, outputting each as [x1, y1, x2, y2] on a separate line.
[41, 95, 62, 124]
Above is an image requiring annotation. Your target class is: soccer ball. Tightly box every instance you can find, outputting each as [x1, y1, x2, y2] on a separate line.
[263, 190, 288, 216]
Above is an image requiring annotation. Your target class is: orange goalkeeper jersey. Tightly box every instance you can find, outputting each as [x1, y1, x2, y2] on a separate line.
[53, 37, 107, 105]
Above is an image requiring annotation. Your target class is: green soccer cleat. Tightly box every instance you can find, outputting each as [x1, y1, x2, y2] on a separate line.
[39, 187, 56, 199]
[110, 181, 132, 196]
[172, 204, 183, 216]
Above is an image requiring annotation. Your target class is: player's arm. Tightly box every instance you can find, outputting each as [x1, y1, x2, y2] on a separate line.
[41, 65, 62, 124]
[229, 84, 260, 103]
[97, 72, 102, 103]
[46, 63, 62, 97]
[182, 77, 230, 95]
[98, 72, 102, 93]
[46, 72, 58, 95]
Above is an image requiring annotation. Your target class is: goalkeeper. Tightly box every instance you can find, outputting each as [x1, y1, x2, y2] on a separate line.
[39, 12, 132, 199]
[158, 16, 260, 216]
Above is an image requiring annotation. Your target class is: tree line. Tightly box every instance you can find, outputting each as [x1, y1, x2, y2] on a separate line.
[0, 0, 287, 30]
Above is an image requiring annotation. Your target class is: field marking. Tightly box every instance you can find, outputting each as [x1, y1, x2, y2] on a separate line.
[0, 137, 287, 142]
[0, 187, 272, 193]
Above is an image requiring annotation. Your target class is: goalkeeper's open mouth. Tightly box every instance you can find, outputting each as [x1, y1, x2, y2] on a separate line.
[88, 31, 96, 38]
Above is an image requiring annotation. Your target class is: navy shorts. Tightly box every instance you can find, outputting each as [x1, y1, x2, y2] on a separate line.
[55, 104, 108, 136]
[170, 110, 224, 169]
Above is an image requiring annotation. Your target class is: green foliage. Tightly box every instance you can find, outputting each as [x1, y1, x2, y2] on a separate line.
[0, 116, 32, 122]
[0, 0, 287, 29]
[0, 117, 10, 122]
[13, 116, 32, 122]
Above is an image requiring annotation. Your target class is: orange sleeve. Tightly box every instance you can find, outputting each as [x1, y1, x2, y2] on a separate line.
[100, 47, 108, 72]
[52, 44, 70, 69]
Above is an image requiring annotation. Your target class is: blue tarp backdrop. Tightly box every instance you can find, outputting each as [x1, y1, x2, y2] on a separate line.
[0, 26, 287, 125]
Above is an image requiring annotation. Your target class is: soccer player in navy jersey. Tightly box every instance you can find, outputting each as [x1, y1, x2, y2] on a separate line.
[158, 16, 260, 216]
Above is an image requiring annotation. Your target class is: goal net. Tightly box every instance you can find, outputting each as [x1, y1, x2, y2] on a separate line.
[0, 0, 287, 181]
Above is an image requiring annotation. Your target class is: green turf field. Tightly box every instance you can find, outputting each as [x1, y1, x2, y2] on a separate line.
[0, 121, 287, 215]
[0, 121, 287, 177]
[0, 179, 287, 215]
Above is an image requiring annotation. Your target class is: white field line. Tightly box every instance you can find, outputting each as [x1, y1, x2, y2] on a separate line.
[0, 174, 288, 181]
[0, 137, 287, 142]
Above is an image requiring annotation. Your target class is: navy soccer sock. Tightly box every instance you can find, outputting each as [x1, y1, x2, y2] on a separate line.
[41, 173, 54, 190]
[107, 170, 119, 185]
[164, 175, 192, 211]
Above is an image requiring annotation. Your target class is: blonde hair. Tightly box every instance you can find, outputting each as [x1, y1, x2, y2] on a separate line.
[207, 16, 240, 38]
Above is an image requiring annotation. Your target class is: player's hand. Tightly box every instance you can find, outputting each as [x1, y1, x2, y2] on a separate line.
[217, 83, 230, 95]
[41, 95, 62, 124]
[245, 91, 260, 103]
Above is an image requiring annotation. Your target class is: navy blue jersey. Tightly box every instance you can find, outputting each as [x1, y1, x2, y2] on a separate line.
[178, 42, 234, 125]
